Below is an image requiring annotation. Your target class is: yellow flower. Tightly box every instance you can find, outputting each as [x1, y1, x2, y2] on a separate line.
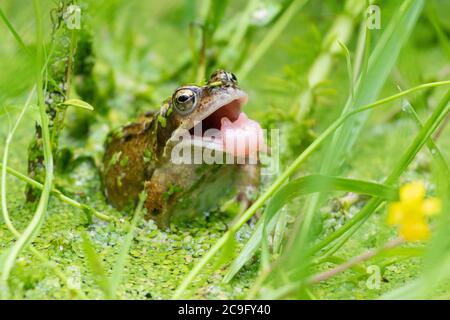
[399, 218, 430, 241]
[387, 182, 441, 241]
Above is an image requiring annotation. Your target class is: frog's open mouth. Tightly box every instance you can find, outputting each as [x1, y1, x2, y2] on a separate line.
[189, 98, 243, 136]
[178, 90, 266, 157]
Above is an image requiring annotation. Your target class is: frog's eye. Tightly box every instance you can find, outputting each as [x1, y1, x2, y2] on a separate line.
[228, 72, 237, 83]
[173, 87, 200, 114]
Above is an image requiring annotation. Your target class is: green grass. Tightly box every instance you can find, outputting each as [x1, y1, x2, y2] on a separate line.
[0, 0, 449, 299]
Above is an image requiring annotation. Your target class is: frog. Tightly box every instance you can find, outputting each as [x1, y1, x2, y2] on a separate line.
[101, 70, 265, 228]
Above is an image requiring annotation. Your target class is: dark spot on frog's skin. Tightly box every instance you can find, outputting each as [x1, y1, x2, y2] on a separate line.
[143, 121, 153, 130]
[124, 134, 133, 142]
[105, 134, 113, 145]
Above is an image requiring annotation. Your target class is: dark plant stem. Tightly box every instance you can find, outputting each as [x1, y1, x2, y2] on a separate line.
[308, 238, 404, 284]
[26, 0, 78, 201]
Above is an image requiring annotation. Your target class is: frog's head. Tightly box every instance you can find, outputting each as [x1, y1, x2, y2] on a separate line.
[159, 70, 264, 157]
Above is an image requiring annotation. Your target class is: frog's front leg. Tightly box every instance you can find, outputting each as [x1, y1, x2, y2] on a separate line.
[143, 164, 197, 228]
[143, 178, 170, 229]
[102, 121, 153, 210]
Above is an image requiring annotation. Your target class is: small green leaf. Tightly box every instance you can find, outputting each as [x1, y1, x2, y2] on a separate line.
[60, 99, 94, 111]
[214, 233, 237, 270]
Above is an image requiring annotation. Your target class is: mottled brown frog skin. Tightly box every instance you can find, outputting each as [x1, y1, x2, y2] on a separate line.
[102, 70, 260, 228]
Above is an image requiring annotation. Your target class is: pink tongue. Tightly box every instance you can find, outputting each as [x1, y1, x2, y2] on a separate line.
[220, 112, 265, 157]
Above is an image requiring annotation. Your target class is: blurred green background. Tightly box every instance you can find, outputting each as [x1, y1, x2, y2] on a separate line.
[0, 0, 449, 299]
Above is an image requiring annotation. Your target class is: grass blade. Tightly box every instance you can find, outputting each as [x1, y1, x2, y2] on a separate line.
[0, 8, 29, 54]
[238, 0, 309, 80]
[0, 0, 54, 296]
[224, 175, 397, 282]
[314, 89, 450, 257]
[60, 98, 95, 111]
[81, 232, 112, 299]
[267, 0, 425, 295]
[336, 0, 425, 160]
[109, 191, 146, 298]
